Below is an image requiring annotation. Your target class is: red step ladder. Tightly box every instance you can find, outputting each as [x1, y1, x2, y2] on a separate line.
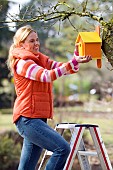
[38, 123, 113, 170]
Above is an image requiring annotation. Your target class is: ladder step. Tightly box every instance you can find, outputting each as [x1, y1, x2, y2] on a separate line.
[45, 151, 98, 157]
[56, 123, 76, 129]
[46, 151, 53, 156]
[78, 151, 98, 157]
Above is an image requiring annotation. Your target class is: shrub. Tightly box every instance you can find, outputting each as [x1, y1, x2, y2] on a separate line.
[0, 131, 22, 170]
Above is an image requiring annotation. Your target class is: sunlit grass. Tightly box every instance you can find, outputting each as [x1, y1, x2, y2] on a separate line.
[0, 107, 113, 161]
[0, 113, 16, 131]
[1, 107, 113, 143]
[53, 109, 113, 144]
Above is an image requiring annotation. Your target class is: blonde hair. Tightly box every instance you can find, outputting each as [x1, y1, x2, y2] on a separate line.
[7, 25, 34, 73]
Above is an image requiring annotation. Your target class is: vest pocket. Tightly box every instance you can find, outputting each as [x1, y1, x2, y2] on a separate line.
[32, 92, 51, 115]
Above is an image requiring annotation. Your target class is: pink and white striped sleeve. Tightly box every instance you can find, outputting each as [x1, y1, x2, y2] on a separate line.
[16, 58, 79, 82]
[47, 55, 79, 74]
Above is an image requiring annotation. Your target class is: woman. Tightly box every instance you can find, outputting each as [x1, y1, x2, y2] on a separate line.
[7, 25, 92, 170]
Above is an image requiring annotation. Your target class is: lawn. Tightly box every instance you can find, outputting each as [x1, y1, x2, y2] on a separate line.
[0, 107, 113, 162]
[0, 107, 113, 144]
[0, 113, 16, 131]
[53, 107, 113, 144]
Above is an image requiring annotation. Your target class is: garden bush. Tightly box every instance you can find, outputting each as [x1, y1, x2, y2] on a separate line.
[0, 131, 22, 170]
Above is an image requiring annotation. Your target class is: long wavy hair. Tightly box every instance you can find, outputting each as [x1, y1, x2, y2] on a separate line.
[7, 25, 34, 74]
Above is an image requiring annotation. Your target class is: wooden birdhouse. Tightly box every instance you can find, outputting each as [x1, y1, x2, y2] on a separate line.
[76, 26, 102, 68]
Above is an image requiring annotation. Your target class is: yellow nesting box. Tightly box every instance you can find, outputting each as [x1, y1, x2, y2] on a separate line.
[76, 29, 102, 68]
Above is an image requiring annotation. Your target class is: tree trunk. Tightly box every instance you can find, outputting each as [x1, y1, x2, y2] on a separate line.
[102, 19, 113, 68]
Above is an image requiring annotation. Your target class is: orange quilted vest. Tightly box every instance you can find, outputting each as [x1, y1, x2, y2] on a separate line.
[12, 49, 53, 123]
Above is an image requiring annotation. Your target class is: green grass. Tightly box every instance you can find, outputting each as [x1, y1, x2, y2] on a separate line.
[0, 108, 13, 114]
[0, 107, 113, 161]
[81, 118, 113, 144]
[0, 108, 113, 144]
[53, 109, 113, 145]
[0, 113, 16, 131]
[54, 107, 113, 161]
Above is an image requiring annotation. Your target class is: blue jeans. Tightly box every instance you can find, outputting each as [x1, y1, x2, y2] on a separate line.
[15, 116, 70, 170]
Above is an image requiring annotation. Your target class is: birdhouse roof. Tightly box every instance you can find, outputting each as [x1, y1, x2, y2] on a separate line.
[76, 32, 102, 43]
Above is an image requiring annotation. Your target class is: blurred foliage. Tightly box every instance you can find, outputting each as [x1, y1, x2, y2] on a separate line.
[17, 0, 57, 57]
[0, 131, 21, 170]
[0, 0, 113, 108]
[0, 1, 113, 169]
[0, 0, 15, 108]
[0, 0, 14, 56]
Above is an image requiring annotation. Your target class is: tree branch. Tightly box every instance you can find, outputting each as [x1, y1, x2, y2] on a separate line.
[0, 2, 107, 27]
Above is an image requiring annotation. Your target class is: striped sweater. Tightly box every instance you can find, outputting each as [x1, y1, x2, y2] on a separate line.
[16, 54, 79, 82]
[12, 48, 79, 122]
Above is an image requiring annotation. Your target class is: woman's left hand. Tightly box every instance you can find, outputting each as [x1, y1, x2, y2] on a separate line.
[75, 55, 92, 63]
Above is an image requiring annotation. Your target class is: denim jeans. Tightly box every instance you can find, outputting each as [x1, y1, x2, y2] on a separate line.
[15, 116, 70, 170]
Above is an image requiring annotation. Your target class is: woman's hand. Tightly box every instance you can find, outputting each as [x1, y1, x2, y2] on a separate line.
[75, 44, 79, 53]
[75, 55, 92, 63]
[74, 44, 92, 63]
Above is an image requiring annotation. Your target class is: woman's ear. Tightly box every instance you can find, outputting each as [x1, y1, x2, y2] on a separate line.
[19, 42, 24, 48]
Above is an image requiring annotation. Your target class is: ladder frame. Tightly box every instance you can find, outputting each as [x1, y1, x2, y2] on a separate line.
[38, 123, 112, 170]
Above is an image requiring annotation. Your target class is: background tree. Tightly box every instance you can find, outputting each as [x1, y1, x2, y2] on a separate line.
[0, 0, 14, 56]
[16, 0, 59, 57]
[1, 0, 113, 67]
[0, 0, 113, 108]
[0, 0, 15, 108]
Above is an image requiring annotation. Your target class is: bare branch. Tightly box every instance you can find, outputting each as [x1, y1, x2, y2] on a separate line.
[82, 0, 88, 12]
[0, 2, 106, 26]
[1, 1, 113, 68]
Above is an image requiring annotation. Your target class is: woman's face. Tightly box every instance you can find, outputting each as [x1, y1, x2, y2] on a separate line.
[21, 31, 40, 55]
